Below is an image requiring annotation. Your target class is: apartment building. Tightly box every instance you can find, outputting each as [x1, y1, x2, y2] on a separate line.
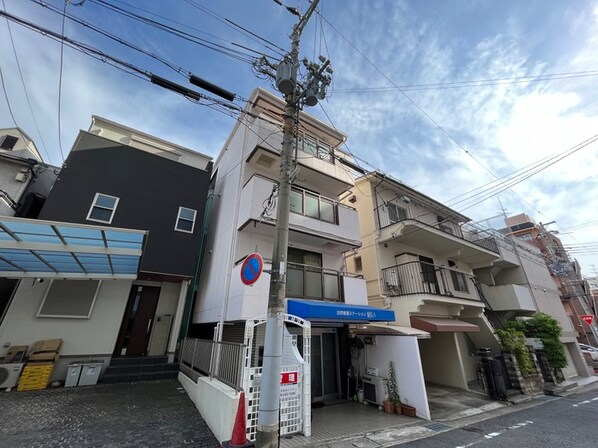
[474, 230, 592, 378]
[344, 172, 502, 400]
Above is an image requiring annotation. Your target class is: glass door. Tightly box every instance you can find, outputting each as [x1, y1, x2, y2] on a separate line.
[311, 331, 339, 401]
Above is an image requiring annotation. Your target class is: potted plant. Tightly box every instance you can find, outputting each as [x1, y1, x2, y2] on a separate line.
[387, 361, 401, 414]
[400, 399, 416, 417]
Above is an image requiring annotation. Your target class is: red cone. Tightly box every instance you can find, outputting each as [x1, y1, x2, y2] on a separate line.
[222, 392, 254, 448]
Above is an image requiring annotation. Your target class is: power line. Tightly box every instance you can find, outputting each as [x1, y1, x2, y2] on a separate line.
[332, 69, 598, 93]
[56, 0, 68, 163]
[2, 0, 52, 163]
[0, 56, 18, 128]
[86, 0, 264, 64]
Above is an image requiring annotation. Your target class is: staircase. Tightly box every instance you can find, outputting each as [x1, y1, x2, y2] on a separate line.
[101, 356, 179, 384]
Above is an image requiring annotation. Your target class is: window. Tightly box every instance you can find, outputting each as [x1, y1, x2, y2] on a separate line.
[87, 193, 119, 224]
[0, 135, 18, 150]
[175, 207, 197, 233]
[295, 132, 333, 163]
[37, 280, 101, 318]
[290, 187, 338, 224]
[387, 203, 407, 224]
[354, 256, 363, 273]
[451, 270, 469, 293]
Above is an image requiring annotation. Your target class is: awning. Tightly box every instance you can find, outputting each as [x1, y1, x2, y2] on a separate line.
[287, 299, 395, 323]
[350, 323, 430, 339]
[410, 316, 480, 333]
[0, 216, 146, 279]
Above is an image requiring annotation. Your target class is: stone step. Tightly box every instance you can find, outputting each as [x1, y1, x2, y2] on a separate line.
[108, 356, 168, 367]
[544, 381, 578, 396]
[101, 369, 178, 384]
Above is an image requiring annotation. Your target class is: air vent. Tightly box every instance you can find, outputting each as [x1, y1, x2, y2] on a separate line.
[255, 153, 275, 169]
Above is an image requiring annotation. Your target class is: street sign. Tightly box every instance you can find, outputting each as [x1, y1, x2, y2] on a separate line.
[240, 252, 263, 286]
[580, 315, 595, 325]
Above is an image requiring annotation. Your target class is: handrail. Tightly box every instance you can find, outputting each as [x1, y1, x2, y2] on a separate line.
[381, 261, 481, 300]
[375, 203, 498, 253]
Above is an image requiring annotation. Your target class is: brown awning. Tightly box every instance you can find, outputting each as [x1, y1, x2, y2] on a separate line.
[410, 316, 480, 333]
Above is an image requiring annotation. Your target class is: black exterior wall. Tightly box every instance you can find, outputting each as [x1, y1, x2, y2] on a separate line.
[39, 132, 212, 278]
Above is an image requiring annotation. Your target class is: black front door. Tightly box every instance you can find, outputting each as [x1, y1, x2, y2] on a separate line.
[114, 285, 160, 357]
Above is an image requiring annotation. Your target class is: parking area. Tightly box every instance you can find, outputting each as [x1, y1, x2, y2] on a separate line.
[0, 380, 219, 448]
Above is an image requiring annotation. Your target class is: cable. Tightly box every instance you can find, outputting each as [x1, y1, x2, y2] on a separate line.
[0, 60, 17, 127]
[86, 0, 263, 64]
[332, 69, 598, 93]
[56, 0, 68, 162]
[2, 0, 52, 163]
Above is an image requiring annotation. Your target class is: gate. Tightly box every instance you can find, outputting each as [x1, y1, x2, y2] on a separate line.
[243, 314, 311, 441]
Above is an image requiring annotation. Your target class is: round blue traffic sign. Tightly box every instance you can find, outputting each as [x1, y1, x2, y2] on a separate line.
[240, 253, 263, 285]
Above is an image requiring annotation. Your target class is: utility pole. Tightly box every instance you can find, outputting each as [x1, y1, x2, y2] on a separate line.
[253, 1, 331, 446]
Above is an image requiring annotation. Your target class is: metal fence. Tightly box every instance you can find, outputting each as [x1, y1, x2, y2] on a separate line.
[179, 337, 245, 391]
[381, 261, 480, 300]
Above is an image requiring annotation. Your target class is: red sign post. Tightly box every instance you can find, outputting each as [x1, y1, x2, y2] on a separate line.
[580, 315, 595, 325]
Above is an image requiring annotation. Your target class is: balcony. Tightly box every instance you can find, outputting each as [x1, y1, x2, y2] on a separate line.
[381, 261, 480, 301]
[375, 203, 498, 267]
[480, 284, 536, 312]
[238, 174, 361, 251]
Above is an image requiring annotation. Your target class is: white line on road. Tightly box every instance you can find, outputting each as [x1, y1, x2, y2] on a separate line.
[455, 421, 533, 448]
[572, 397, 598, 407]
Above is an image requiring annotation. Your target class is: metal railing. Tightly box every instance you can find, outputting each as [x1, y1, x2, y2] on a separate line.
[374, 203, 498, 253]
[179, 337, 245, 391]
[381, 261, 480, 300]
[286, 262, 343, 301]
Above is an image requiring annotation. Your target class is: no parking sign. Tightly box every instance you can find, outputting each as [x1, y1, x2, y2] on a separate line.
[240, 252, 263, 285]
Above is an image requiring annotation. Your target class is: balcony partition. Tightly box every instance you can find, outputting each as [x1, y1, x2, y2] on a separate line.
[381, 261, 480, 300]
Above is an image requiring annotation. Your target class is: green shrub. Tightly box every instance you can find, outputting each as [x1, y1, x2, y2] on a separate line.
[496, 327, 536, 377]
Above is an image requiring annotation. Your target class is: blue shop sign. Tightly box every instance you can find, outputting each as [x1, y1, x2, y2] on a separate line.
[287, 299, 395, 323]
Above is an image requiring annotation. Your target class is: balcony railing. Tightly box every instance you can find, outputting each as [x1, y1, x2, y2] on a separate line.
[286, 262, 345, 302]
[375, 203, 498, 253]
[381, 261, 480, 300]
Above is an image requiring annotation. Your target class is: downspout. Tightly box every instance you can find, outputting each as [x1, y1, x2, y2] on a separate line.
[178, 167, 215, 339]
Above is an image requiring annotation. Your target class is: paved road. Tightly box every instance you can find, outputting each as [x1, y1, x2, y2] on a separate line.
[401, 390, 598, 447]
[0, 380, 219, 448]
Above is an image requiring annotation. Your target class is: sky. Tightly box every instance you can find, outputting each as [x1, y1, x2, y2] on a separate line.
[1, 0, 597, 276]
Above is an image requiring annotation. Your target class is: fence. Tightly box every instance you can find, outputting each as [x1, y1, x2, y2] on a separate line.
[179, 337, 245, 391]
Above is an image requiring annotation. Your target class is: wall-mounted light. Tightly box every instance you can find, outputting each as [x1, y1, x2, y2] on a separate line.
[400, 195, 411, 204]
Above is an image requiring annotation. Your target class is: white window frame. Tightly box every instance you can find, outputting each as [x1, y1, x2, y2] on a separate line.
[36, 279, 102, 319]
[86, 193, 120, 224]
[175, 206, 197, 233]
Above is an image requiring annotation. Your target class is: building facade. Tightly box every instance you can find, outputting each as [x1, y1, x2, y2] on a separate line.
[0, 117, 212, 382]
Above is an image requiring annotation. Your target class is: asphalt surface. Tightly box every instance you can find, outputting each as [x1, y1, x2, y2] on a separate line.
[400, 389, 598, 447]
[0, 380, 219, 448]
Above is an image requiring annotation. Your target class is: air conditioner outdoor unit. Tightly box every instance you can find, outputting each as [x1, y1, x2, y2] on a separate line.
[0, 363, 25, 389]
[361, 374, 388, 406]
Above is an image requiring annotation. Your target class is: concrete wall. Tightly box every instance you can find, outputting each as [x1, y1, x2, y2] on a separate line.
[178, 372, 240, 443]
[418, 332, 466, 389]
[481, 283, 536, 312]
[0, 159, 31, 216]
[364, 335, 430, 419]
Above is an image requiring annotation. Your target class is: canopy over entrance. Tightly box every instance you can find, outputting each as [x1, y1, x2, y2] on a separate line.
[0, 216, 146, 279]
[410, 316, 480, 333]
[349, 323, 430, 339]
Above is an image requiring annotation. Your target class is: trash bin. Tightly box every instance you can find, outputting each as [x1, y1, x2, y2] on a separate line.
[65, 363, 82, 387]
[78, 362, 103, 386]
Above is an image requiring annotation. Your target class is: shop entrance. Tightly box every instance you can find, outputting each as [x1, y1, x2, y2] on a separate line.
[311, 329, 339, 401]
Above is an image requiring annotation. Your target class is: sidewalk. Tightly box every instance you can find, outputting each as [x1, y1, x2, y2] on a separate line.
[295, 375, 598, 448]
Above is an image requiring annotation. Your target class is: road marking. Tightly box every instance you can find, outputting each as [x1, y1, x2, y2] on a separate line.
[455, 421, 533, 448]
[572, 397, 598, 407]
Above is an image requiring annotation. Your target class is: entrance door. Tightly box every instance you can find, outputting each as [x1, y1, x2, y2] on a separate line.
[311, 331, 339, 401]
[114, 285, 160, 357]
[419, 256, 440, 294]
